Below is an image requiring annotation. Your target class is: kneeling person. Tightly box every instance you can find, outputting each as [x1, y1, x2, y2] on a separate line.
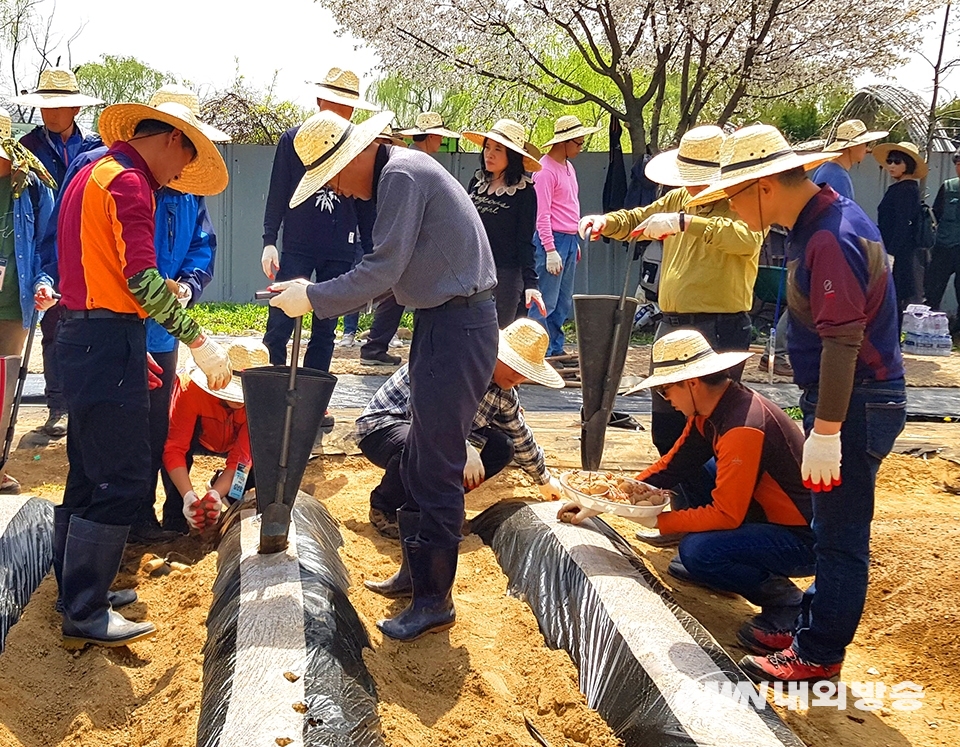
[562, 330, 815, 655]
[162, 342, 265, 532]
[357, 318, 565, 542]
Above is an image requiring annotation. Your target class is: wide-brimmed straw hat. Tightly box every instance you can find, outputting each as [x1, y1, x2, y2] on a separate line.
[309, 68, 380, 112]
[399, 111, 461, 139]
[498, 319, 565, 389]
[375, 124, 407, 147]
[644, 125, 724, 187]
[289, 109, 395, 209]
[540, 115, 601, 148]
[462, 119, 542, 172]
[0, 108, 14, 161]
[872, 141, 928, 180]
[625, 330, 753, 394]
[10, 67, 103, 109]
[190, 340, 270, 403]
[824, 119, 888, 152]
[98, 101, 229, 196]
[149, 85, 230, 142]
[687, 124, 839, 207]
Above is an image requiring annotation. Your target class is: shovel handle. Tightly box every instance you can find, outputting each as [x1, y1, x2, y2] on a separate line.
[254, 289, 280, 300]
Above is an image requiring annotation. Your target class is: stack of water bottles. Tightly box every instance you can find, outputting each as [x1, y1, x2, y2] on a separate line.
[902, 304, 953, 357]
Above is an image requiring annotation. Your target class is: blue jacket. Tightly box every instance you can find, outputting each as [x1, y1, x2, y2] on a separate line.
[262, 125, 374, 260]
[5, 174, 55, 328]
[40, 146, 216, 353]
[18, 124, 103, 192]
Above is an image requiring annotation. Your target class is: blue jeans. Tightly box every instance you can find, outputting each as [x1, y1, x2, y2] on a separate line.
[793, 378, 906, 665]
[528, 231, 579, 356]
[342, 312, 359, 335]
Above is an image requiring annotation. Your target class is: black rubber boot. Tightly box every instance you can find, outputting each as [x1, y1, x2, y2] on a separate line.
[53, 507, 137, 613]
[377, 539, 457, 642]
[364, 509, 419, 598]
[61, 517, 156, 650]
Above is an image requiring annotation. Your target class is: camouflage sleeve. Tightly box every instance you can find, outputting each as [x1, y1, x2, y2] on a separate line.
[127, 267, 202, 345]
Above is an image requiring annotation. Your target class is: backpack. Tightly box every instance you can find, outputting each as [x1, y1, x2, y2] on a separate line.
[915, 199, 938, 250]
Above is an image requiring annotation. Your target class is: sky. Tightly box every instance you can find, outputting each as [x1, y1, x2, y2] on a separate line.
[24, 0, 960, 113]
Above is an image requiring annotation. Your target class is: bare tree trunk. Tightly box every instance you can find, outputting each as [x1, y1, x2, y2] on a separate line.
[925, 0, 952, 164]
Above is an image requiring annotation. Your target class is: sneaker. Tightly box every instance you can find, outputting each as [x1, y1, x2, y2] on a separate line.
[338, 332, 357, 348]
[757, 353, 793, 378]
[389, 335, 403, 348]
[0, 474, 20, 494]
[361, 351, 402, 366]
[739, 647, 841, 683]
[369, 507, 400, 539]
[634, 529, 683, 547]
[43, 409, 68, 437]
[737, 620, 795, 655]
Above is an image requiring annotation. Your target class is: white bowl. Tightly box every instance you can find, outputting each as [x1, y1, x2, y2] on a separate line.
[560, 472, 670, 520]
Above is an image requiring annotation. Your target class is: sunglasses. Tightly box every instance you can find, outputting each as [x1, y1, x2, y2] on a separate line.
[654, 382, 677, 398]
[570, 139, 585, 148]
[886, 155, 905, 165]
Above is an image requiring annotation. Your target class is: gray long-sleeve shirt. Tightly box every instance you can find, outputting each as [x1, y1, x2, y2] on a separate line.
[306, 147, 497, 318]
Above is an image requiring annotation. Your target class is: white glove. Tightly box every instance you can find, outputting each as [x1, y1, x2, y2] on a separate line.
[634, 212, 681, 240]
[578, 215, 607, 240]
[190, 335, 231, 390]
[34, 283, 57, 311]
[261, 244, 280, 279]
[525, 289, 546, 316]
[545, 250, 563, 275]
[182, 490, 202, 530]
[801, 431, 842, 492]
[557, 501, 600, 525]
[268, 278, 314, 318]
[165, 278, 192, 308]
[463, 441, 485, 490]
[200, 489, 224, 528]
[538, 475, 563, 501]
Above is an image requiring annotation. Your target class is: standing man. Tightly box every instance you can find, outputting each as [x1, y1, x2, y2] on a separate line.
[400, 111, 460, 154]
[578, 126, 763, 458]
[812, 119, 888, 201]
[270, 109, 498, 643]
[260, 68, 377, 389]
[55, 100, 231, 649]
[528, 115, 599, 356]
[688, 124, 906, 682]
[925, 145, 960, 322]
[12, 67, 104, 440]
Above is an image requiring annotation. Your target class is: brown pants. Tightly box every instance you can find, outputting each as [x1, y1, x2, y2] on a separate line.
[0, 320, 28, 357]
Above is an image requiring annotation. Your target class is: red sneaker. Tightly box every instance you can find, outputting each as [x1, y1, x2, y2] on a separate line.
[737, 621, 795, 655]
[739, 647, 841, 683]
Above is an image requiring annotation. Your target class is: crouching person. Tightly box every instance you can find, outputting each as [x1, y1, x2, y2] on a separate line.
[560, 330, 816, 656]
[358, 318, 565, 541]
[161, 342, 265, 533]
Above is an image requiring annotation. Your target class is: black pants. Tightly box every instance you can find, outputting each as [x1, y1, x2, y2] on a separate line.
[892, 249, 925, 314]
[494, 265, 524, 328]
[360, 423, 514, 515]
[58, 317, 151, 527]
[651, 311, 752, 456]
[400, 299, 499, 548]
[925, 243, 960, 312]
[263, 253, 353, 371]
[361, 293, 405, 358]
[160, 429, 257, 532]
[40, 303, 66, 412]
[132, 347, 179, 528]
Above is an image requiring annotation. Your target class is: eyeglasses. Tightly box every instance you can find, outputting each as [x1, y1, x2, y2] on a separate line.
[654, 382, 676, 398]
[886, 155, 905, 165]
[570, 139, 585, 148]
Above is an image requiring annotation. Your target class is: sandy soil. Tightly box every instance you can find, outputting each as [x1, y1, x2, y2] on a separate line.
[0, 408, 957, 747]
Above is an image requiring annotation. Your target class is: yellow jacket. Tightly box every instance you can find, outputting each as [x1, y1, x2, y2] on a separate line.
[603, 188, 763, 314]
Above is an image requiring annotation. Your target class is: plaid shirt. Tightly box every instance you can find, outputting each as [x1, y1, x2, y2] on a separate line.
[355, 364, 549, 484]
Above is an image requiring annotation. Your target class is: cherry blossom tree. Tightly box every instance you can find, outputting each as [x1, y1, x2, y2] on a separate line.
[317, 0, 935, 156]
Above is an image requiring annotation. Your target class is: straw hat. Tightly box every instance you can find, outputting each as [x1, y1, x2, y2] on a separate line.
[644, 125, 724, 187]
[149, 85, 231, 142]
[98, 101, 229, 196]
[462, 119, 542, 172]
[0, 108, 14, 161]
[10, 67, 103, 109]
[399, 111, 461, 139]
[497, 319, 565, 389]
[540, 114, 601, 148]
[872, 141, 928, 180]
[793, 138, 828, 153]
[289, 109, 395, 209]
[190, 340, 270, 404]
[309, 68, 380, 112]
[686, 124, 839, 208]
[376, 124, 407, 147]
[624, 330, 753, 394]
[824, 119, 888, 152]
